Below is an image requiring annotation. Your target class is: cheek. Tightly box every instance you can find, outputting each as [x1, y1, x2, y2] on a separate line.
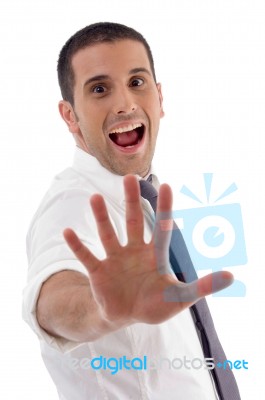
[149, 91, 163, 112]
[149, 98, 163, 122]
[78, 108, 101, 132]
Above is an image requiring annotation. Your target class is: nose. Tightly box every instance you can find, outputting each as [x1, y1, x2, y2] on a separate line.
[112, 87, 137, 115]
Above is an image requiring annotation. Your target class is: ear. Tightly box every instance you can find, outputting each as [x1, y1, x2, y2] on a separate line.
[156, 83, 165, 118]
[58, 100, 90, 152]
[58, 100, 81, 134]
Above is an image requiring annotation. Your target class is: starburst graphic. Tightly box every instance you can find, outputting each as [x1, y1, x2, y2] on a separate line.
[180, 173, 238, 204]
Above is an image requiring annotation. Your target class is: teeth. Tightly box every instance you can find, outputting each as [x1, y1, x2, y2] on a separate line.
[109, 123, 142, 134]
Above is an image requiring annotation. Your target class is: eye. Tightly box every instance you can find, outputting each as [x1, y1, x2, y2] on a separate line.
[92, 85, 107, 93]
[130, 78, 144, 87]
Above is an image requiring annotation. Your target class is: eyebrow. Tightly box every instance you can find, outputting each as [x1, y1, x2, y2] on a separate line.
[129, 67, 151, 76]
[83, 67, 152, 88]
[84, 74, 109, 87]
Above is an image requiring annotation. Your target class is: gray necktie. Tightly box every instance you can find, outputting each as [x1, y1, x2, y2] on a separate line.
[140, 177, 241, 400]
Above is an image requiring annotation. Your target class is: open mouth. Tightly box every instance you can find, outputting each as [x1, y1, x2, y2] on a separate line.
[109, 123, 145, 148]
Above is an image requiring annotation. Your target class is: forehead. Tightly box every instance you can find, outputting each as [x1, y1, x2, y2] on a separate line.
[71, 40, 152, 84]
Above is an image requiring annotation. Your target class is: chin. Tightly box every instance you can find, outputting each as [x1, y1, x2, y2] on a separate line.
[110, 159, 151, 177]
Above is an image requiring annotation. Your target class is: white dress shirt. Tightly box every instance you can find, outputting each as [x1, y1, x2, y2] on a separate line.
[23, 147, 218, 399]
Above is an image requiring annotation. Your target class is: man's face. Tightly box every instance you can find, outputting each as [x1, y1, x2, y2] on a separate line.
[61, 39, 164, 177]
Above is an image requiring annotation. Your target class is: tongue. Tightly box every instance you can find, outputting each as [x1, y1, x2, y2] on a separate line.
[111, 130, 139, 147]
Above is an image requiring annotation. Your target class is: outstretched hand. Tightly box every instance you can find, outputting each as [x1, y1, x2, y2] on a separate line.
[63, 175, 233, 327]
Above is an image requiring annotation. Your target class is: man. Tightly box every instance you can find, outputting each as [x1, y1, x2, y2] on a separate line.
[23, 22, 239, 399]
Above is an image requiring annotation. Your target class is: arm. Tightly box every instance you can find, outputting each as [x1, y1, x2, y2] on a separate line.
[37, 270, 122, 342]
[37, 175, 233, 343]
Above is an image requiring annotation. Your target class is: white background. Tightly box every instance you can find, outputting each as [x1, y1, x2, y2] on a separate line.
[0, 0, 264, 398]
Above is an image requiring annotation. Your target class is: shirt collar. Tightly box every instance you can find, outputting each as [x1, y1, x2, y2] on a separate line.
[72, 147, 158, 204]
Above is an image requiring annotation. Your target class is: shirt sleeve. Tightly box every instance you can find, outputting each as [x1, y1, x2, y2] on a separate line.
[22, 185, 105, 353]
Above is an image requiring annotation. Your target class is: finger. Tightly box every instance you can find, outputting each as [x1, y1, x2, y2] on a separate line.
[164, 271, 234, 304]
[124, 175, 144, 244]
[90, 194, 120, 254]
[63, 228, 100, 273]
[196, 270, 234, 297]
[153, 183, 173, 274]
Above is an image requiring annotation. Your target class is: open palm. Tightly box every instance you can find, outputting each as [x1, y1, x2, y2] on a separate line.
[63, 175, 233, 327]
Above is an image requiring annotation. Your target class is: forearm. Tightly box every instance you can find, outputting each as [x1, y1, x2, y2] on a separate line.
[36, 270, 124, 342]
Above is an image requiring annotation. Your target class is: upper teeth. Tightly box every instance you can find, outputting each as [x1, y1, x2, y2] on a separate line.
[109, 123, 142, 134]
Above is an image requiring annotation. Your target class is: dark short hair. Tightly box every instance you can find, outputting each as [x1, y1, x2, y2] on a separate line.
[57, 22, 156, 106]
